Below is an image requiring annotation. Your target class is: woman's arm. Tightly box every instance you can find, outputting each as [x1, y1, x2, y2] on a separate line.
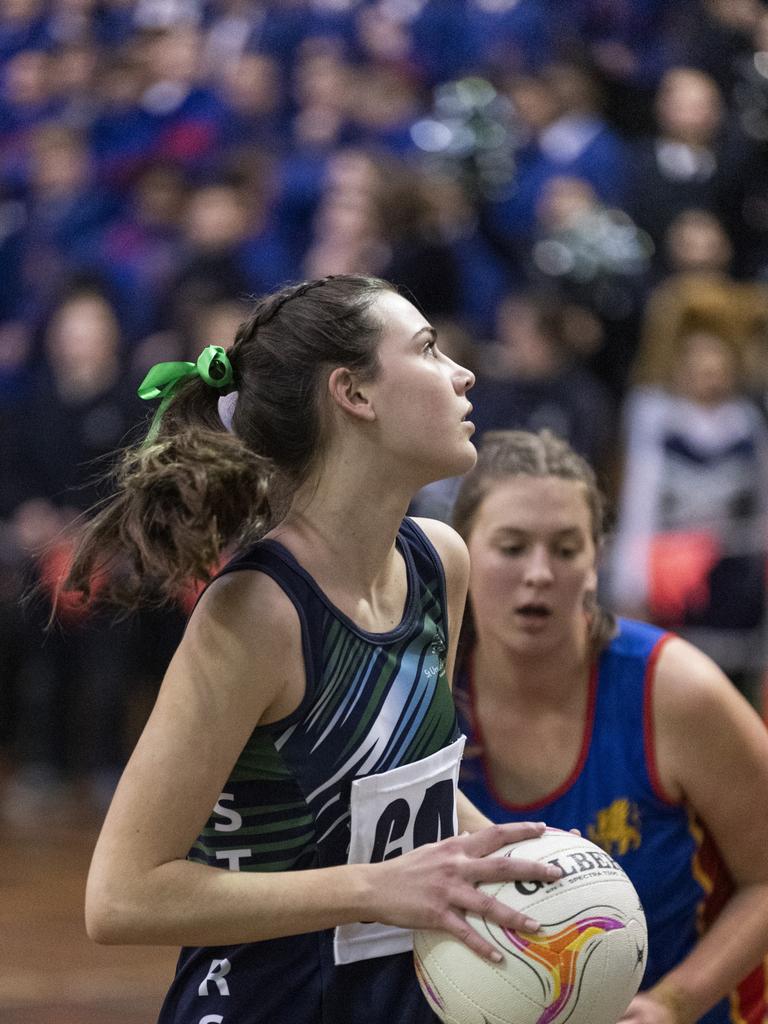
[412, 515, 470, 685]
[413, 518, 498, 836]
[620, 637, 768, 1024]
[456, 789, 496, 832]
[85, 565, 560, 960]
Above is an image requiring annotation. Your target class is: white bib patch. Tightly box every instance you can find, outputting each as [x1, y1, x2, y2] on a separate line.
[333, 735, 466, 965]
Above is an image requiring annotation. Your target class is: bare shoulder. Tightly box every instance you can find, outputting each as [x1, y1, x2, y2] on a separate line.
[191, 567, 300, 642]
[653, 635, 744, 723]
[411, 518, 470, 679]
[410, 517, 470, 583]
[175, 567, 303, 713]
[651, 636, 768, 884]
[652, 634, 768, 804]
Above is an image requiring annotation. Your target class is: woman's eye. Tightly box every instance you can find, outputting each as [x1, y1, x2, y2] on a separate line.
[500, 545, 523, 556]
[424, 340, 438, 356]
[557, 547, 578, 558]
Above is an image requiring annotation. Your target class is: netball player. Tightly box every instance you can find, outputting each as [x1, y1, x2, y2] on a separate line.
[453, 429, 768, 1024]
[71, 277, 561, 1024]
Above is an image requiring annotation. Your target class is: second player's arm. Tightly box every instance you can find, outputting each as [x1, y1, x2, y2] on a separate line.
[621, 638, 768, 1024]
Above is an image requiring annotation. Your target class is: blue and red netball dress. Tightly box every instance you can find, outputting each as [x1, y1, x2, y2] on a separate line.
[157, 518, 460, 1024]
[458, 618, 768, 1024]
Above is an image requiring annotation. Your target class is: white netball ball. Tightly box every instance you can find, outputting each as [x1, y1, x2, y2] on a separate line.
[413, 828, 647, 1024]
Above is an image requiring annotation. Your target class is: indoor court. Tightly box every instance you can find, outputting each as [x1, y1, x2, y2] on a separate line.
[2, 814, 176, 1023]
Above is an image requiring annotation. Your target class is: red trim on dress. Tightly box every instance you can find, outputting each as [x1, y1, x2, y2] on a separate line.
[690, 822, 766, 1024]
[641, 632, 677, 805]
[467, 648, 598, 812]
[732, 960, 768, 1024]
[692, 818, 733, 931]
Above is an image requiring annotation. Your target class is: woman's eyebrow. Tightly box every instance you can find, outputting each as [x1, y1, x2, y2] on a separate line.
[491, 526, 583, 537]
[412, 326, 437, 343]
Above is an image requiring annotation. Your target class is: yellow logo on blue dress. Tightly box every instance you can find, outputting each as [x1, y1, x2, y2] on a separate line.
[587, 798, 642, 857]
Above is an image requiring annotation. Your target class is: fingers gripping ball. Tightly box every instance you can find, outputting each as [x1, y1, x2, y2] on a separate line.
[413, 829, 647, 1024]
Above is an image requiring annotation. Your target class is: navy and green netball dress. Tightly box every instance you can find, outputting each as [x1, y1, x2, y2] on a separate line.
[458, 618, 768, 1024]
[157, 518, 460, 1024]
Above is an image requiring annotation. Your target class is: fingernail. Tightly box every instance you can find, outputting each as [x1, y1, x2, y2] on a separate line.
[490, 950, 503, 963]
[524, 917, 540, 931]
[546, 865, 562, 880]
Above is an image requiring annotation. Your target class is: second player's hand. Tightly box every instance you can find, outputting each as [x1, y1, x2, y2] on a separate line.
[619, 992, 690, 1024]
[364, 821, 562, 962]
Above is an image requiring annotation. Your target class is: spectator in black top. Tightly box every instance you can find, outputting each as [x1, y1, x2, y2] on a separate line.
[6, 282, 143, 822]
[628, 66, 751, 264]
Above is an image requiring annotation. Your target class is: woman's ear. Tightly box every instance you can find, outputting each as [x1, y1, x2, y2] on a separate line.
[327, 367, 377, 421]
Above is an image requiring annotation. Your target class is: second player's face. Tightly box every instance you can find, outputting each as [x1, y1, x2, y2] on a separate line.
[366, 291, 477, 483]
[466, 476, 597, 657]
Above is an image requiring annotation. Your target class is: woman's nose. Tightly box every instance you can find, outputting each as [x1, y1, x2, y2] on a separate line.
[524, 546, 554, 585]
[453, 364, 475, 393]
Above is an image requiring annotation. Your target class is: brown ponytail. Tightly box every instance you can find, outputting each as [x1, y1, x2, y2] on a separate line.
[64, 274, 395, 608]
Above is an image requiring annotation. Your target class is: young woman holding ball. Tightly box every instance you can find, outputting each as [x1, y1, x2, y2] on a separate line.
[71, 277, 560, 1024]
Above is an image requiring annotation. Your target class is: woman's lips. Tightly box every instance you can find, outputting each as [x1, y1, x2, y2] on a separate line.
[516, 603, 551, 616]
[514, 604, 552, 628]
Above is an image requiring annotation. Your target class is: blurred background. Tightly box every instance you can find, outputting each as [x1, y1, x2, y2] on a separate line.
[3, 0, 768, 1018]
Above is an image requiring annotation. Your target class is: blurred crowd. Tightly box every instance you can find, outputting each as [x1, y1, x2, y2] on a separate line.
[3, 0, 768, 822]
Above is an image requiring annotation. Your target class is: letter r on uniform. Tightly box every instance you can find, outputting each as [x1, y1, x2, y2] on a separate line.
[198, 959, 231, 996]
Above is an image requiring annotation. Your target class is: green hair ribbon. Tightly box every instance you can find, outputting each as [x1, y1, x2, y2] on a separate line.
[138, 345, 234, 443]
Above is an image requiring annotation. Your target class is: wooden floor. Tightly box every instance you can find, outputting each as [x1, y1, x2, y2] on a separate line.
[2, 806, 178, 1024]
[4, 689, 765, 1024]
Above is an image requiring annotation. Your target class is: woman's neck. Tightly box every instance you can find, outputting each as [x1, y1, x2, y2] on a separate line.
[472, 627, 591, 712]
[272, 457, 413, 597]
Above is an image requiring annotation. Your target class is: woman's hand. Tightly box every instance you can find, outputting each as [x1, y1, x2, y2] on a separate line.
[367, 821, 561, 962]
[619, 990, 692, 1024]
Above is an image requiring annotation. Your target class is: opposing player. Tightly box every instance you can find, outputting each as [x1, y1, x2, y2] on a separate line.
[452, 429, 768, 1024]
[71, 277, 560, 1024]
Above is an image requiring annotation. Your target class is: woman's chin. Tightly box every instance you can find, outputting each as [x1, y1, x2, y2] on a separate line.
[451, 439, 479, 475]
[406, 438, 478, 491]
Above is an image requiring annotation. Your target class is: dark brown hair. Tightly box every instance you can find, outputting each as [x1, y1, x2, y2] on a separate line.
[452, 428, 617, 658]
[64, 274, 396, 608]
